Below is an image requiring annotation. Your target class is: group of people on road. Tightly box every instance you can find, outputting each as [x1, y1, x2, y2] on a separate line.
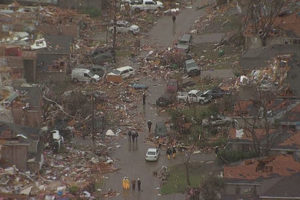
[166, 146, 176, 160]
[128, 130, 139, 143]
[122, 177, 142, 191]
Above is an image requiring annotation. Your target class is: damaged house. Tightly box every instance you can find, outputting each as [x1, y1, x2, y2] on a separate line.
[0, 121, 43, 172]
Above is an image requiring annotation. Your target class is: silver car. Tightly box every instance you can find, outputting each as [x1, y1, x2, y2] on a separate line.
[108, 20, 140, 34]
[145, 148, 160, 161]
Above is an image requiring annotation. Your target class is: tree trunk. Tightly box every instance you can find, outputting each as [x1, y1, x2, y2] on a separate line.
[261, 37, 267, 47]
[112, 0, 117, 63]
[185, 161, 191, 186]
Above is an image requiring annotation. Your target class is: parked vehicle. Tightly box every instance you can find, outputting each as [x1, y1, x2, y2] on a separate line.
[176, 34, 192, 53]
[71, 68, 100, 83]
[130, 0, 163, 12]
[93, 90, 108, 103]
[145, 148, 160, 161]
[205, 87, 230, 99]
[185, 59, 200, 77]
[154, 122, 167, 137]
[107, 66, 135, 79]
[177, 90, 212, 104]
[166, 79, 178, 93]
[177, 91, 188, 102]
[129, 83, 148, 89]
[91, 47, 114, 64]
[90, 65, 106, 77]
[108, 20, 140, 34]
[156, 93, 175, 107]
[202, 115, 235, 127]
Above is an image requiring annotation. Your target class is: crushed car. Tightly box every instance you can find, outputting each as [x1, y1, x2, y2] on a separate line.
[90, 47, 114, 65]
[177, 90, 212, 104]
[108, 20, 140, 34]
[71, 68, 100, 83]
[202, 115, 236, 127]
[205, 87, 230, 99]
[156, 93, 175, 107]
[184, 59, 200, 77]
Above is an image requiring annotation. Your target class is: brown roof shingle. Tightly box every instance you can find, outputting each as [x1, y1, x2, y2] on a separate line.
[224, 154, 300, 180]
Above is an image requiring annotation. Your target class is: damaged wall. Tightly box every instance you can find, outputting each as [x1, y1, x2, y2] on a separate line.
[11, 107, 42, 128]
[0, 142, 29, 171]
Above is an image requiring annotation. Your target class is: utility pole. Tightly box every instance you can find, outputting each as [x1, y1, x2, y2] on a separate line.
[91, 95, 95, 143]
[112, 0, 117, 63]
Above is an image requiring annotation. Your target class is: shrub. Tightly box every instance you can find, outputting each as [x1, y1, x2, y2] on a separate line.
[82, 8, 101, 18]
[218, 150, 258, 163]
[69, 185, 79, 195]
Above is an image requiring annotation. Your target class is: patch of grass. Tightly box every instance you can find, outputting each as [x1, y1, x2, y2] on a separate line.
[208, 136, 227, 147]
[81, 8, 101, 18]
[202, 11, 242, 33]
[116, 49, 132, 58]
[161, 163, 204, 195]
[69, 185, 80, 195]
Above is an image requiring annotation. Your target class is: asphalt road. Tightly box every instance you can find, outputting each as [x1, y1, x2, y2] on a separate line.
[102, 1, 216, 199]
[143, 5, 208, 48]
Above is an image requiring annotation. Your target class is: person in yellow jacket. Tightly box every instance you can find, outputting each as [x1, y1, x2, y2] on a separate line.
[125, 177, 130, 190]
[122, 177, 126, 190]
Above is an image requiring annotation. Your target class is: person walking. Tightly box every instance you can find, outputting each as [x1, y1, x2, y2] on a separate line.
[215, 146, 219, 157]
[147, 120, 152, 133]
[128, 130, 132, 142]
[137, 178, 141, 191]
[172, 14, 176, 23]
[132, 132, 136, 143]
[131, 179, 136, 191]
[134, 131, 139, 142]
[142, 92, 146, 105]
[172, 146, 177, 159]
[167, 147, 172, 160]
[172, 14, 176, 35]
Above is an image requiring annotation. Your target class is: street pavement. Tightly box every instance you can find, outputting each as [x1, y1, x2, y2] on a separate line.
[103, 1, 216, 199]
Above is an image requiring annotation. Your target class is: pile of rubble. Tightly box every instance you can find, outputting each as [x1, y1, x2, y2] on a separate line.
[235, 55, 292, 93]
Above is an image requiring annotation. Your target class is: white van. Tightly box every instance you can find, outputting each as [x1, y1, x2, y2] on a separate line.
[71, 68, 100, 83]
[107, 66, 135, 79]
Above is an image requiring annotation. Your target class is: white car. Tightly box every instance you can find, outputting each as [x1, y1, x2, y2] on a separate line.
[130, 0, 163, 12]
[71, 68, 100, 83]
[107, 66, 135, 79]
[108, 20, 140, 34]
[145, 148, 160, 161]
[177, 90, 212, 104]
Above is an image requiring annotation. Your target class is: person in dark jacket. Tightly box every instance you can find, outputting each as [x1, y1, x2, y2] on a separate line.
[137, 178, 141, 191]
[172, 146, 176, 159]
[172, 14, 176, 23]
[131, 179, 136, 190]
[128, 130, 132, 142]
[147, 120, 152, 132]
[167, 147, 172, 160]
[143, 92, 146, 105]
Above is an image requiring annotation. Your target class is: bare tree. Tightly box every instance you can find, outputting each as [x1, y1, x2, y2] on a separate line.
[112, 0, 118, 63]
[184, 126, 203, 186]
[244, 0, 285, 46]
[236, 89, 276, 156]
